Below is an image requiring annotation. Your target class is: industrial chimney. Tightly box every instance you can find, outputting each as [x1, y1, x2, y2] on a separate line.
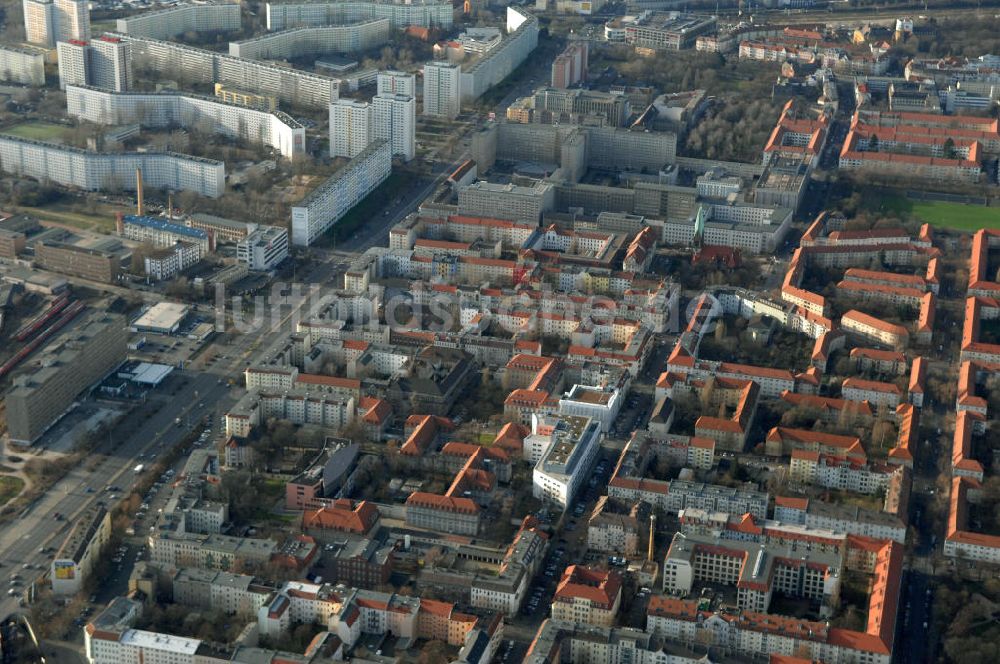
[648, 514, 656, 562]
[136, 167, 144, 217]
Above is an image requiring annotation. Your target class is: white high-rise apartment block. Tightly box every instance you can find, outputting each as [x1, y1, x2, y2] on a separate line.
[0, 135, 225, 197]
[422, 61, 461, 119]
[119, 33, 340, 110]
[0, 45, 47, 86]
[56, 0, 89, 42]
[22, 0, 53, 46]
[329, 99, 371, 158]
[459, 7, 539, 102]
[66, 85, 306, 158]
[291, 140, 392, 246]
[377, 70, 416, 97]
[228, 20, 391, 60]
[372, 93, 415, 161]
[57, 37, 133, 91]
[89, 36, 132, 91]
[24, 0, 90, 46]
[115, 2, 241, 40]
[265, 0, 454, 31]
[56, 40, 87, 90]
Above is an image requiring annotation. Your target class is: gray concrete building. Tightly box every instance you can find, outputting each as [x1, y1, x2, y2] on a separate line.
[6, 313, 128, 443]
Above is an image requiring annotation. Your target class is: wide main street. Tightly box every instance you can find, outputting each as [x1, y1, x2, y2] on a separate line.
[0, 264, 350, 620]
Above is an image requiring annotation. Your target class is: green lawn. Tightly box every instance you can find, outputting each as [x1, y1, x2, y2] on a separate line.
[0, 476, 25, 507]
[16, 204, 120, 233]
[872, 194, 1000, 231]
[2, 122, 74, 143]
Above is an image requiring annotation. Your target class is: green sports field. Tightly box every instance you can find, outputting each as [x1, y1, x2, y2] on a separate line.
[873, 195, 1000, 231]
[1, 122, 74, 142]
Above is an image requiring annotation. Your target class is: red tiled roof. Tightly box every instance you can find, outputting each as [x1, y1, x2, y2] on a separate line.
[842, 377, 901, 394]
[908, 356, 927, 393]
[297, 374, 361, 390]
[850, 347, 905, 363]
[775, 496, 809, 510]
[302, 500, 379, 534]
[405, 491, 479, 514]
[841, 310, 909, 337]
[554, 565, 622, 609]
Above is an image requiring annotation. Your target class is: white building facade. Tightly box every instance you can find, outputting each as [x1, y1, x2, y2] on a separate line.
[423, 61, 461, 119]
[291, 140, 392, 245]
[329, 99, 372, 158]
[0, 135, 225, 197]
[66, 85, 306, 158]
[0, 45, 46, 86]
[236, 225, 289, 270]
[372, 93, 416, 161]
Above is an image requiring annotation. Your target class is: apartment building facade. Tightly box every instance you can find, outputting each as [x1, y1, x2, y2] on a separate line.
[291, 140, 392, 245]
[228, 20, 391, 60]
[423, 61, 461, 119]
[372, 93, 416, 161]
[0, 135, 225, 197]
[66, 86, 305, 158]
[35, 241, 121, 283]
[24, 0, 90, 46]
[51, 505, 111, 595]
[6, 313, 128, 443]
[0, 44, 46, 86]
[264, 0, 454, 31]
[329, 99, 372, 158]
[117, 33, 341, 109]
[116, 2, 241, 39]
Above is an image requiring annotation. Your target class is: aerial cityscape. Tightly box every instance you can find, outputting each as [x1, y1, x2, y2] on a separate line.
[0, 0, 997, 662]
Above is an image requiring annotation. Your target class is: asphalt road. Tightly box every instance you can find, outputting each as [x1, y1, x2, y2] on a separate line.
[0, 369, 234, 617]
[895, 570, 934, 663]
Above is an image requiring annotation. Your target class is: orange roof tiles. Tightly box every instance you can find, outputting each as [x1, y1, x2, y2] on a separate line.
[717, 362, 794, 382]
[842, 377, 901, 395]
[505, 389, 551, 407]
[780, 391, 875, 418]
[890, 403, 917, 463]
[968, 230, 1000, 292]
[768, 427, 866, 458]
[405, 491, 479, 514]
[775, 496, 809, 510]
[952, 410, 985, 477]
[302, 499, 379, 534]
[401, 414, 453, 456]
[358, 396, 391, 425]
[514, 338, 542, 353]
[493, 421, 529, 451]
[297, 374, 361, 390]
[948, 476, 1000, 548]
[841, 310, 909, 337]
[826, 227, 910, 242]
[689, 436, 715, 450]
[850, 347, 906, 363]
[908, 356, 927, 394]
[647, 595, 700, 621]
[837, 280, 924, 300]
[554, 565, 623, 609]
[415, 238, 474, 250]
[917, 292, 936, 333]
